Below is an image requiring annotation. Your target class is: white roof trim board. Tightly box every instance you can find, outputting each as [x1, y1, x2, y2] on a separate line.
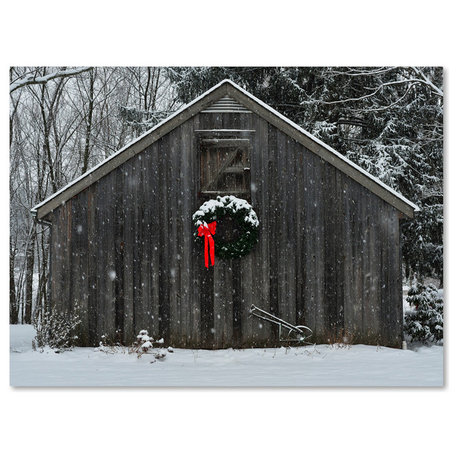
[32, 79, 418, 220]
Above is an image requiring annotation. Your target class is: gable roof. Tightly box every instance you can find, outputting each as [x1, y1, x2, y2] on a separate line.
[32, 79, 418, 220]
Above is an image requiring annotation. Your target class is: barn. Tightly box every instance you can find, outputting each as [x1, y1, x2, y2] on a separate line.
[32, 79, 417, 349]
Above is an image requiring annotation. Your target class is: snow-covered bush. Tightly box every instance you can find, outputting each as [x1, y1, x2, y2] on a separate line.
[128, 330, 168, 360]
[33, 307, 81, 352]
[404, 283, 443, 343]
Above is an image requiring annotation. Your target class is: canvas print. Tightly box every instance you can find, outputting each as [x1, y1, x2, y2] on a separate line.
[9, 67, 443, 386]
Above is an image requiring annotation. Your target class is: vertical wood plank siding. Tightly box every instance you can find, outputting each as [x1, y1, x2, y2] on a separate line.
[49, 111, 403, 348]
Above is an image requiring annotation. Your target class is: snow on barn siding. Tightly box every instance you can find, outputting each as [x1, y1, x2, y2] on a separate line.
[32, 80, 417, 349]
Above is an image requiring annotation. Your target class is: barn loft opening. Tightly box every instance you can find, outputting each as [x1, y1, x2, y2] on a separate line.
[199, 138, 251, 200]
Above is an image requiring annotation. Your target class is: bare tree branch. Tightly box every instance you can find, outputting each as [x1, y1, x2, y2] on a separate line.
[347, 83, 417, 113]
[10, 67, 93, 93]
[327, 67, 398, 77]
[411, 67, 444, 98]
[306, 78, 442, 108]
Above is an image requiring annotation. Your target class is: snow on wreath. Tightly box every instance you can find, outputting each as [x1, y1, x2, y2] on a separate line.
[192, 195, 259, 263]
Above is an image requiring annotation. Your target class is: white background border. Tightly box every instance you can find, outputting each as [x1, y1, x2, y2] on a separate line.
[1, 1, 455, 457]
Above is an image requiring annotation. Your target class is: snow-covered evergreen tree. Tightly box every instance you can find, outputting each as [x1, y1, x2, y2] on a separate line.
[404, 283, 443, 343]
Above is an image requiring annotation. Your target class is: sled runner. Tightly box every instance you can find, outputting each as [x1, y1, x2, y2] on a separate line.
[249, 305, 313, 344]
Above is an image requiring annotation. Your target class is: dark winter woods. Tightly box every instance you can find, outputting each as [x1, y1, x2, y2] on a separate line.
[9, 66, 443, 324]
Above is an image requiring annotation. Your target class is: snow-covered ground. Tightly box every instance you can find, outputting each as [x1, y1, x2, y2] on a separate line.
[10, 325, 443, 387]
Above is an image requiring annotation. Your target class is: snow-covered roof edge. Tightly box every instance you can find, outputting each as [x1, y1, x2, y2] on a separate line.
[32, 78, 418, 220]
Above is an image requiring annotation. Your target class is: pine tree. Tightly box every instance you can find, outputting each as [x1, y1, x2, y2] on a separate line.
[404, 283, 443, 343]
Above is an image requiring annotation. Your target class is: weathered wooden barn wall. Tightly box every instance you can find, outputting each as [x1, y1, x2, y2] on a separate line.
[48, 108, 403, 349]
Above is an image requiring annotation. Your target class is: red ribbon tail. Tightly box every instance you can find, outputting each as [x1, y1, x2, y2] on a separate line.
[198, 222, 216, 268]
[209, 236, 215, 267]
[204, 236, 209, 268]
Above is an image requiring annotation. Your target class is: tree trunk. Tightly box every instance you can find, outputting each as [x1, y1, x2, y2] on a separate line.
[9, 236, 19, 324]
[24, 224, 37, 324]
[82, 69, 95, 174]
[35, 229, 50, 322]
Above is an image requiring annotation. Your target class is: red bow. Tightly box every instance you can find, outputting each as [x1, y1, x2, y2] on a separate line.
[198, 221, 217, 268]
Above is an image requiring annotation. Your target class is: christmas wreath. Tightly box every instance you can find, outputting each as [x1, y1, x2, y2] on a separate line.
[192, 195, 259, 265]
